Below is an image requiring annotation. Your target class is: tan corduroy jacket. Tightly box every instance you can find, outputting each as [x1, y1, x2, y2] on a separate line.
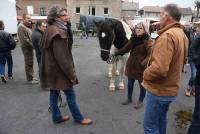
[143, 22, 188, 96]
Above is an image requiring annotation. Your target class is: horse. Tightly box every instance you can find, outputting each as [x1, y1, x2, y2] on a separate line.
[94, 18, 132, 91]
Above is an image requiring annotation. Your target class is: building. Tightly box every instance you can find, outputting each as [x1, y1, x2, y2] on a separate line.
[180, 7, 193, 22]
[16, 0, 67, 16]
[140, 6, 193, 22]
[121, 1, 139, 19]
[16, 0, 122, 25]
[67, 0, 122, 24]
[141, 6, 162, 19]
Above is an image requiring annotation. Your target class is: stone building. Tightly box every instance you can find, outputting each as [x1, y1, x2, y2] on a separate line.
[67, 0, 122, 24]
[16, 0, 67, 16]
[16, 0, 122, 25]
[121, 1, 139, 19]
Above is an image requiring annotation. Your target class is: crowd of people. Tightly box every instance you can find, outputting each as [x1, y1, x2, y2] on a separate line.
[0, 3, 200, 134]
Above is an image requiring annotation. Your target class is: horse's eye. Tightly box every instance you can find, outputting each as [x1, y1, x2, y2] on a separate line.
[101, 32, 106, 38]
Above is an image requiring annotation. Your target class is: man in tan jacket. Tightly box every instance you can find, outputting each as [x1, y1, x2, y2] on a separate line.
[17, 14, 38, 84]
[142, 4, 188, 134]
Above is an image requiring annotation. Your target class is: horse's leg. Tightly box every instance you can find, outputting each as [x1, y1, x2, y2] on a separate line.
[108, 45, 117, 91]
[109, 63, 116, 91]
[118, 55, 126, 90]
[108, 64, 112, 78]
[115, 61, 120, 76]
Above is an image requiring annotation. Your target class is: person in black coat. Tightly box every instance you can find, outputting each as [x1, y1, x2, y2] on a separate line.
[188, 25, 200, 134]
[31, 21, 46, 78]
[0, 20, 16, 83]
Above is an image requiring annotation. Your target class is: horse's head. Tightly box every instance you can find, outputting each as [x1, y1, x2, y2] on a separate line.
[94, 19, 115, 61]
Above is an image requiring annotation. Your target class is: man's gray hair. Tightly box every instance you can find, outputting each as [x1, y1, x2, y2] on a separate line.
[47, 5, 67, 25]
[163, 4, 182, 22]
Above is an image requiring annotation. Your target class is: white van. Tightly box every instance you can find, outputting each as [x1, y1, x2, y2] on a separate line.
[0, 0, 18, 36]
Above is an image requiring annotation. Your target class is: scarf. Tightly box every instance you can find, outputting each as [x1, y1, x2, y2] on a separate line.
[131, 33, 149, 49]
[53, 20, 73, 45]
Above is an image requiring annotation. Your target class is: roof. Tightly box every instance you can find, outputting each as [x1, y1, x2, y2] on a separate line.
[180, 7, 193, 15]
[122, 1, 139, 11]
[141, 6, 162, 13]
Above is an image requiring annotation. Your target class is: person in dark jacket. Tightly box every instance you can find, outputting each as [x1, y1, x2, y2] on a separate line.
[0, 20, 16, 83]
[80, 22, 87, 39]
[114, 22, 154, 108]
[40, 6, 92, 125]
[188, 25, 200, 134]
[31, 21, 46, 78]
[184, 26, 196, 97]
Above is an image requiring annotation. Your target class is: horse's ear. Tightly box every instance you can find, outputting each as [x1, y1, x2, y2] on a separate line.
[93, 20, 103, 28]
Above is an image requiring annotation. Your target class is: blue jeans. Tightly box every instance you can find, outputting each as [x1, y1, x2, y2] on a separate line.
[49, 87, 84, 122]
[0, 52, 13, 77]
[127, 78, 146, 102]
[188, 58, 197, 89]
[144, 91, 176, 134]
[188, 84, 200, 134]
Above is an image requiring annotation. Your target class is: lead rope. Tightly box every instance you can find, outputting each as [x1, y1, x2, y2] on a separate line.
[48, 92, 67, 113]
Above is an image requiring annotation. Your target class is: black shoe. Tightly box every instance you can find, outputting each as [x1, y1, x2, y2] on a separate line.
[122, 100, 132, 105]
[1, 76, 7, 83]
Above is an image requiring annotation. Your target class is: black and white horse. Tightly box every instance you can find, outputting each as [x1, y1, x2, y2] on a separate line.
[94, 18, 132, 91]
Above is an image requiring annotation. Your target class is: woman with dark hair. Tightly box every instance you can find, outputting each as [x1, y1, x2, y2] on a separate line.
[114, 22, 154, 109]
[40, 6, 92, 125]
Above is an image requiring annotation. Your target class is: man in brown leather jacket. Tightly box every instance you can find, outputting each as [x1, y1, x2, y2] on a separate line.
[40, 6, 92, 125]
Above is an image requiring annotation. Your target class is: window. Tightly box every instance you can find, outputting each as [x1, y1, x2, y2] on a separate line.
[40, 7, 46, 16]
[76, 7, 80, 14]
[27, 6, 34, 15]
[104, 8, 108, 15]
[92, 7, 95, 16]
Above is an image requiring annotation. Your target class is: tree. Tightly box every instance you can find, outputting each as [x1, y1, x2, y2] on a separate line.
[195, 0, 200, 21]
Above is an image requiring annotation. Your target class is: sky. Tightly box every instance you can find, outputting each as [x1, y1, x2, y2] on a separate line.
[129, 0, 196, 9]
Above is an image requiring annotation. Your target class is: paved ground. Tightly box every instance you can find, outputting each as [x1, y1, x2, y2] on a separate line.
[0, 36, 194, 134]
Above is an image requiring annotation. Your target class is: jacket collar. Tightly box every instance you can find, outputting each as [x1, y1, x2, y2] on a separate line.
[158, 22, 181, 35]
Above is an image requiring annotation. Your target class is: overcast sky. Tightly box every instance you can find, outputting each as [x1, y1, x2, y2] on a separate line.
[129, 0, 195, 9]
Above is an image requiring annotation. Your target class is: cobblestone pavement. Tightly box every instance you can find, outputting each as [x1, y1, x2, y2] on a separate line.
[0, 36, 194, 134]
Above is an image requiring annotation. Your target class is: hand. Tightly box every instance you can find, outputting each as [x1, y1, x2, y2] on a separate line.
[70, 77, 78, 84]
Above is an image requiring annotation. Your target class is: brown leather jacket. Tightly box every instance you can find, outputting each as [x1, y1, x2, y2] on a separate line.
[40, 25, 77, 90]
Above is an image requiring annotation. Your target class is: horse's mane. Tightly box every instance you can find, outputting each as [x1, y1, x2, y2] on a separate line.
[105, 18, 128, 49]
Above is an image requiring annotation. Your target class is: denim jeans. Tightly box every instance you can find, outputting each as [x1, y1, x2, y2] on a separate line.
[0, 52, 13, 77]
[127, 78, 146, 102]
[188, 84, 200, 134]
[49, 86, 84, 122]
[144, 91, 176, 134]
[188, 58, 197, 89]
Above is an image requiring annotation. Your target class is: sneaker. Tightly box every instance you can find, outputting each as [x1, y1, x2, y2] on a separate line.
[1, 76, 7, 83]
[27, 80, 39, 84]
[185, 90, 191, 97]
[121, 99, 132, 105]
[134, 101, 143, 109]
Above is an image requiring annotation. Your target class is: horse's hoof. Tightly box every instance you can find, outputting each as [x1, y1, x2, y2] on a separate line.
[109, 87, 115, 91]
[119, 82, 125, 90]
[115, 70, 120, 76]
[108, 72, 112, 78]
[109, 85, 115, 91]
